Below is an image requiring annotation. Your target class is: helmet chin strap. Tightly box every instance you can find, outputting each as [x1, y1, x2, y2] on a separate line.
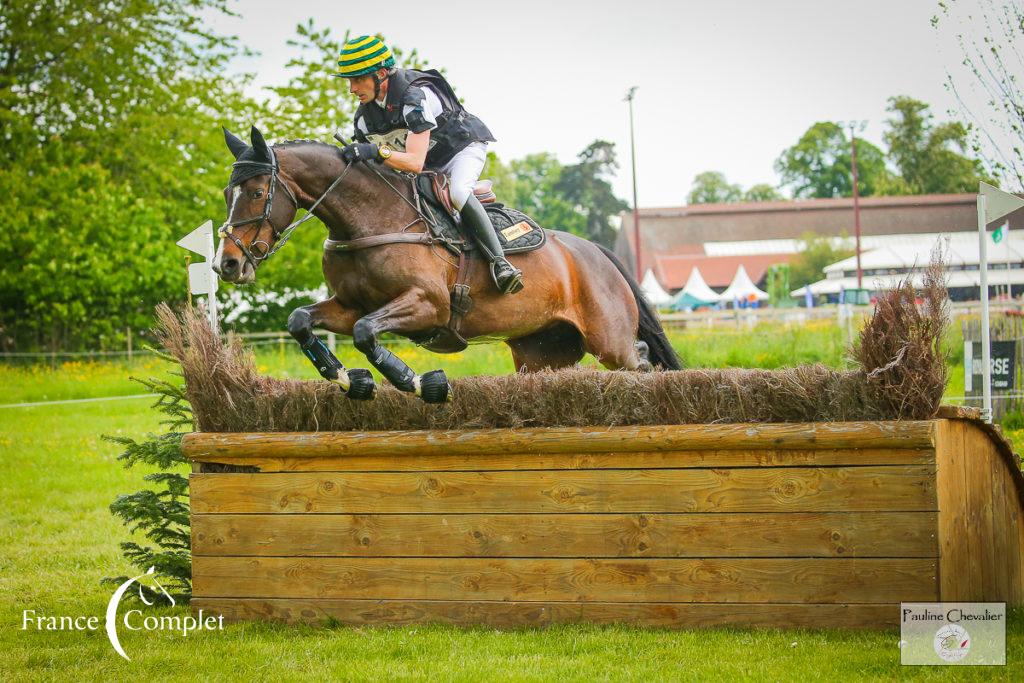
[372, 69, 390, 101]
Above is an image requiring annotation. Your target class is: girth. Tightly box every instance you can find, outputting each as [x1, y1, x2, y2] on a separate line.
[323, 231, 443, 252]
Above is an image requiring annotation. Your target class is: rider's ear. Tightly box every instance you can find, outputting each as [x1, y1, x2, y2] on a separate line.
[223, 126, 249, 159]
[250, 126, 271, 162]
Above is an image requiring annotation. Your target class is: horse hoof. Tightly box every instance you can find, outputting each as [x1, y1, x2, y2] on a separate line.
[419, 369, 452, 404]
[345, 368, 376, 401]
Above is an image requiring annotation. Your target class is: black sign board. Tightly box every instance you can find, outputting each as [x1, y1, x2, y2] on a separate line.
[966, 340, 1017, 392]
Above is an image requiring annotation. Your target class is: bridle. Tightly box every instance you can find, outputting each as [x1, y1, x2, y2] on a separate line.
[218, 146, 352, 271]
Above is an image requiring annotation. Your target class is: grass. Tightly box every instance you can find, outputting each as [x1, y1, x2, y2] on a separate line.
[2, 320, 1022, 680]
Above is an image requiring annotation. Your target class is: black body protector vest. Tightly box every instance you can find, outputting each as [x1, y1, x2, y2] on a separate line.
[353, 68, 495, 169]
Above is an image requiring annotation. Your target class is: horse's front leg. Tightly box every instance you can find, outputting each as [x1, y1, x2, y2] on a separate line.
[287, 298, 376, 400]
[352, 287, 453, 403]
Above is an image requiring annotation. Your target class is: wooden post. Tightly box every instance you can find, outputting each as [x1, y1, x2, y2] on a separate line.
[185, 254, 193, 308]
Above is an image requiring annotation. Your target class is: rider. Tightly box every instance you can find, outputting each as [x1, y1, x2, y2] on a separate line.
[334, 35, 523, 295]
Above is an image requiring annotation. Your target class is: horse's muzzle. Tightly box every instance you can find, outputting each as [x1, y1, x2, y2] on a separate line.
[213, 256, 254, 284]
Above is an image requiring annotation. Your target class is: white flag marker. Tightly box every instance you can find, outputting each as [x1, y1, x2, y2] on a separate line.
[977, 183, 1024, 423]
[176, 220, 218, 330]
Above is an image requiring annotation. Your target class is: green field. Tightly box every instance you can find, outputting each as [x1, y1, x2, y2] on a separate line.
[2, 322, 1021, 681]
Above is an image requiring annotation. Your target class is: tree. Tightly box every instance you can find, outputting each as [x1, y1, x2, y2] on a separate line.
[789, 232, 855, 290]
[775, 122, 901, 199]
[687, 171, 743, 204]
[484, 152, 585, 235]
[554, 140, 630, 247]
[0, 0, 253, 350]
[883, 95, 988, 194]
[743, 183, 784, 202]
[933, 0, 1024, 187]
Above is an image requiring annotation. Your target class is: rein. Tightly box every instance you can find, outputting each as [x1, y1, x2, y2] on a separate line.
[324, 163, 463, 255]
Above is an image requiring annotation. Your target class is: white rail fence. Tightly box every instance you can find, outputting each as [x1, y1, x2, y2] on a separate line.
[2, 301, 1021, 361]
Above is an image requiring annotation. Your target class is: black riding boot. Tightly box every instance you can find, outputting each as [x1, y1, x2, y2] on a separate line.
[460, 195, 524, 294]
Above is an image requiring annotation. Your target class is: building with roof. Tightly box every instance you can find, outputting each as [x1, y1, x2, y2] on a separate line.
[613, 193, 1024, 296]
[801, 230, 1024, 302]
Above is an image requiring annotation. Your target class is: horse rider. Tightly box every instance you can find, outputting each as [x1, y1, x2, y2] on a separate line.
[334, 35, 524, 295]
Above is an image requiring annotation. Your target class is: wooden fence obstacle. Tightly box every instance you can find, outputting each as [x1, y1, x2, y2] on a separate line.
[184, 418, 1024, 629]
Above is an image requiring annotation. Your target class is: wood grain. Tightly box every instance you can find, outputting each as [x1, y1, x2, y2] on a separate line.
[189, 466, 938, 514]
[191, 556, 938, 603]
[935, 420, 972, 601]
[191, 511, 939, 558]
[192, 447, 935, 473]
[182, 421, 936, 461]
[964, 422, 997, 601]
[190, 597, 900, 629]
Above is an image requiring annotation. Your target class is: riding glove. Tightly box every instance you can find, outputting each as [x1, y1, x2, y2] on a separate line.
[341, 142, 381, 163]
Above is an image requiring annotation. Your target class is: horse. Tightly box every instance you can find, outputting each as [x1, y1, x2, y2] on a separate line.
[215, 126, 681, 403]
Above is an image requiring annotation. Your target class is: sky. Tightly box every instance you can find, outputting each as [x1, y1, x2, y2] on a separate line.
[204, 0, 998, 207]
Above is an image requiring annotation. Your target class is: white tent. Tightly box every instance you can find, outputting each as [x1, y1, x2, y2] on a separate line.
[678, 266, 721, 303]
[719, 264, 769, 303]
[640, 269, 673, 307]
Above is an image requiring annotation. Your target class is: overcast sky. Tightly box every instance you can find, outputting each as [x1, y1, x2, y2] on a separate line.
[205, 0, 994, 207]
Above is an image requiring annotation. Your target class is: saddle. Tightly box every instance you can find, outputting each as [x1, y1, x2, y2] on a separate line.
[324, 168, 548, 355]
[414, 171, 547, 255]
[428, 173, 496, 213]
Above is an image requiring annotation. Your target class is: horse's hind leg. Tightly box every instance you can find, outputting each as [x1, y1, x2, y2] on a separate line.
[578, 307, 649, 371]
[288, 298, 376, 400]
[507, 322, 586, 372]
[352, 288, 453, 403]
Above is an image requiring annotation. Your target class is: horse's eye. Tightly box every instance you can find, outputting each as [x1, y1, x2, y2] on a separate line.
[253, 189, 264, 199]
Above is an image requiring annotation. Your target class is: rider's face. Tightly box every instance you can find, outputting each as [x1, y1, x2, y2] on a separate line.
[346, 70, 387, 104]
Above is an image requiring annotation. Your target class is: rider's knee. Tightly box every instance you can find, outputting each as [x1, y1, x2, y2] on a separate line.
[450, 182, 473, 211]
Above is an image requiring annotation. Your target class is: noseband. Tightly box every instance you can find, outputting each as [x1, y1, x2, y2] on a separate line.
[219, 147, 354, 273]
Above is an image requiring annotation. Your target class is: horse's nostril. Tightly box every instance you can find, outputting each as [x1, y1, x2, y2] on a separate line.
[221, 258, 239, 276]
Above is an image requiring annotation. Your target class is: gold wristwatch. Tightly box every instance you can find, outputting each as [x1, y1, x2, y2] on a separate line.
[378, 144, 394, 160]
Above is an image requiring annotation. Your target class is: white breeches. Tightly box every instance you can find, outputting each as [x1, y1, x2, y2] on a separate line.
[441, 141, 488, 210]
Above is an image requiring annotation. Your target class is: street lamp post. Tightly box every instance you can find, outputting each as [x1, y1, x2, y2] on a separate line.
[625, 86, 641, 277]
[848, 122, 864, 289]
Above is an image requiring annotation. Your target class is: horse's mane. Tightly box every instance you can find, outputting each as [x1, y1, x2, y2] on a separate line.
[274, 138, 337, 151]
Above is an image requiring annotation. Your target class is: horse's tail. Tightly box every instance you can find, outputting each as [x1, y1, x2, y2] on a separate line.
[595, 243, 682, 371]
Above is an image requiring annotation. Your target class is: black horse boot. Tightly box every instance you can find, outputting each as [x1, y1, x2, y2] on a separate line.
[460, 194, 524, 294]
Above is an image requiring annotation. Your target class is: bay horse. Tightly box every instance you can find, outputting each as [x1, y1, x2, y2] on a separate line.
[215, 126, 680, 402]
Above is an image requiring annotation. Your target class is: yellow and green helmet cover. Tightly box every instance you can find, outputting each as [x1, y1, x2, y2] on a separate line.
[336, 35, 395, 77]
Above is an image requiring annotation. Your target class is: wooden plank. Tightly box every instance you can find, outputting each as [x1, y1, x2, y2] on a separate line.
[963, 423, 998, 601]
[988, 425, 1013, 602]
[1006, 453, 1024, 604]
[189, 466, 937, 514]
[191, 597, 899, 629]
[1018, 474, 1024, 605]
[193, 448, 935, 473]
[191, 557, 938, 604]
[182, 422, 936, 461]
[936, 420, 973, 601]
[192, 511, 939, 558]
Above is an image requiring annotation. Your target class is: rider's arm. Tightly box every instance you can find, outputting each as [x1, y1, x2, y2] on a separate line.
[381, 85, 442, 173]
[382, 130, 430, 173]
